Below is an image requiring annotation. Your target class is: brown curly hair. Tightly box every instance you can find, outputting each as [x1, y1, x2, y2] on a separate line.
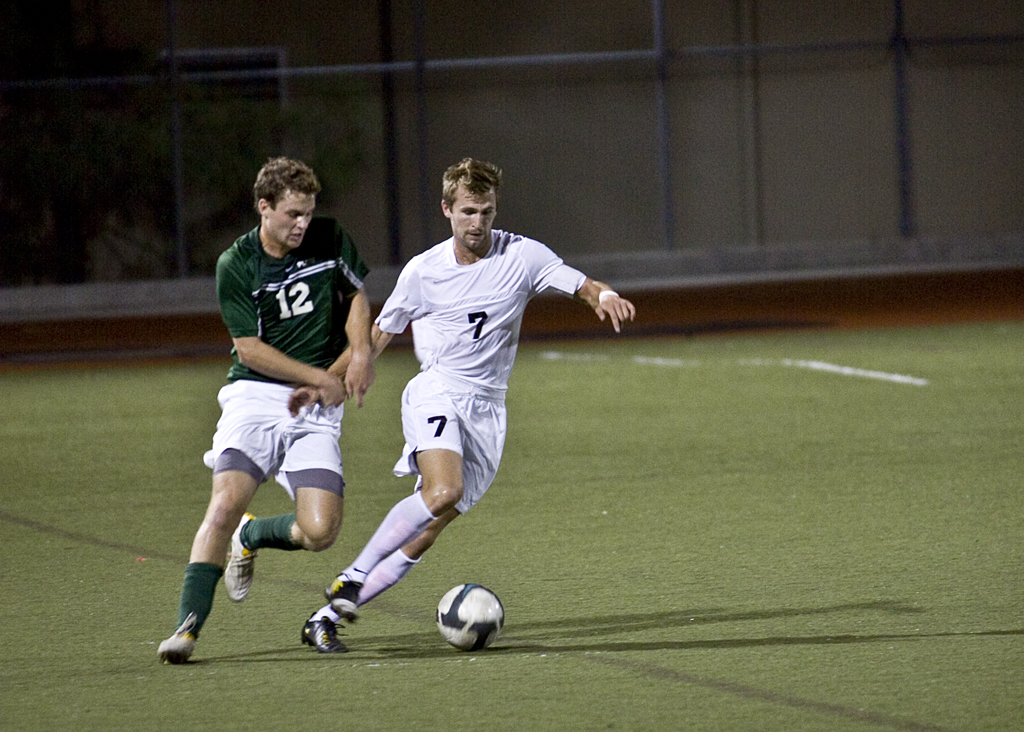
[253, 157, 321, 211]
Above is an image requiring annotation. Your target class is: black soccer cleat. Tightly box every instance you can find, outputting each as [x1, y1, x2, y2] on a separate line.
[325, 578, 363, 622]
[301, 615, 348, 654]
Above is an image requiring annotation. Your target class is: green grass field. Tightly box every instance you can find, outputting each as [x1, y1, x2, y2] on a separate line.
[2, 322, 1022, 731]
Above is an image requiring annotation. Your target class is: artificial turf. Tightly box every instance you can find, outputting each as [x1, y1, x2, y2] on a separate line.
[1, 321, 1021, 731]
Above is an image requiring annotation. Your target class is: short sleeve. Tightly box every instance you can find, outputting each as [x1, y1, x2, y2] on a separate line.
[375, 260, 423, 334]
[517, 236, 586, 296]
[335, 225, 369, 296]
[215, 249, 258, 338]
[541, 262, 587, 296]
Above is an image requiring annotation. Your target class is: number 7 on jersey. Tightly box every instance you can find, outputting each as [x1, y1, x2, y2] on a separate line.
[468, 311, 488, 339]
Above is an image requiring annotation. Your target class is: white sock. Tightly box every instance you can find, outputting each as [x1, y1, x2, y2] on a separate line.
[358, 551, 420, 606]
[311, 551, 419, 620]
[311, 605, 341, 623]
[342, 492, 435, 584]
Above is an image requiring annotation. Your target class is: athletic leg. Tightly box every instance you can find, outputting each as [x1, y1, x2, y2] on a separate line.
[340, 448, 461, 583]
[357, 507, 460, 604]
[322, 449, 461, 620]
[291, 476, 344, 552]
[308, 507, 461, 629]
[190, 469, 259, 564]
[159, 469, 257, 663]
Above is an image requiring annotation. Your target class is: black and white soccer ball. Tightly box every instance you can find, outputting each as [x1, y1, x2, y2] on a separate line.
[436, 584, 504, 651]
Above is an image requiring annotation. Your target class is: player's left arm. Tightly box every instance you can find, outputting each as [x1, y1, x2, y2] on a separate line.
[574, 277, 636, 333]
[290, 319, 394, 416]
[329, 288, 376, 407]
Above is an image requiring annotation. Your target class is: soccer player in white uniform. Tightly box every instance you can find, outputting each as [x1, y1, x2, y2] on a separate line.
[294, 158, 635, 648]
[158, 158, 375, 663]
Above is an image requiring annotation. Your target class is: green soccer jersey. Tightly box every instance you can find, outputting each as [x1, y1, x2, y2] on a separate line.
[215, 217, 369, 384]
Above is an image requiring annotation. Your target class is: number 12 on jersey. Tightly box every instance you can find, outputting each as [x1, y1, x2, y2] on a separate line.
[276, 282, 314, 320]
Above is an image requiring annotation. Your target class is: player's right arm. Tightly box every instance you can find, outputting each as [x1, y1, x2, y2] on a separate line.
[369, 323, 395, 358]
[233, 337, 347, 405]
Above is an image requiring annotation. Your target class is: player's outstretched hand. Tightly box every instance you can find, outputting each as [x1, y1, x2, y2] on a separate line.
[344, 354, 376, 408]
[596, 292, 636, 333]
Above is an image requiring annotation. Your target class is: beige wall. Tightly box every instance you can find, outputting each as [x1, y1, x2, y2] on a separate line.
[94, 0, 1024, 268]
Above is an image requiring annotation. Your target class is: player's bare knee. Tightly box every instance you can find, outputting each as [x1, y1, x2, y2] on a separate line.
[422, 483, 462, 516]
[295, 515, 341, 552]
[304, 533, 337, 552]
[204, 500, 246, 538]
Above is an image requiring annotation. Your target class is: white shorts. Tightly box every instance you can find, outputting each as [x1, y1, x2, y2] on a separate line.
[203, 380, 344, 500]
[393, 370, 507, 514]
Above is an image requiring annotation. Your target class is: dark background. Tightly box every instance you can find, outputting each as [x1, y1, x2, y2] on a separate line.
[2, 0, 1022, 287]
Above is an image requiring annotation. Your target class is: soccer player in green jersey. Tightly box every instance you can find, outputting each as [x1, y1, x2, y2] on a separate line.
[158, 157, 375, 663]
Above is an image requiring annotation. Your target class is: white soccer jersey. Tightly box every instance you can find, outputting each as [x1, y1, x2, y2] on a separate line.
[376, 229, 586, 392]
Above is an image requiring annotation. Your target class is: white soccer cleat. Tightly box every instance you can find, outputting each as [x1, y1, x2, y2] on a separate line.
[224, 513, 257, 602]
[158, 612, 197, 664]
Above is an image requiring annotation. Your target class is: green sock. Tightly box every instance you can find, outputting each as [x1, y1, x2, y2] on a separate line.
[241, 513, 301, 551]
[177, 562, 223, 636]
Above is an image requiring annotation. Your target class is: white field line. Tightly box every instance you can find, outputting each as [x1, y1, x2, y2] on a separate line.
[540, 351, 610, 362]
[776, 359, 928, 386]
[539, 351, 929, 386]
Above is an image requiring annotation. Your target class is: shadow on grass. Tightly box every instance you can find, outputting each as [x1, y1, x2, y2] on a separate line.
[195, 600, 1022, 664]
[507, 600, 926, 639]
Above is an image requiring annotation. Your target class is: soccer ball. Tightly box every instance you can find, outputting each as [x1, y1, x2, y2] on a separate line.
[436, 584, 504, 651]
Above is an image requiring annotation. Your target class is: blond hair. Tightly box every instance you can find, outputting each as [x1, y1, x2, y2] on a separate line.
[442, 158, 502, 207]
